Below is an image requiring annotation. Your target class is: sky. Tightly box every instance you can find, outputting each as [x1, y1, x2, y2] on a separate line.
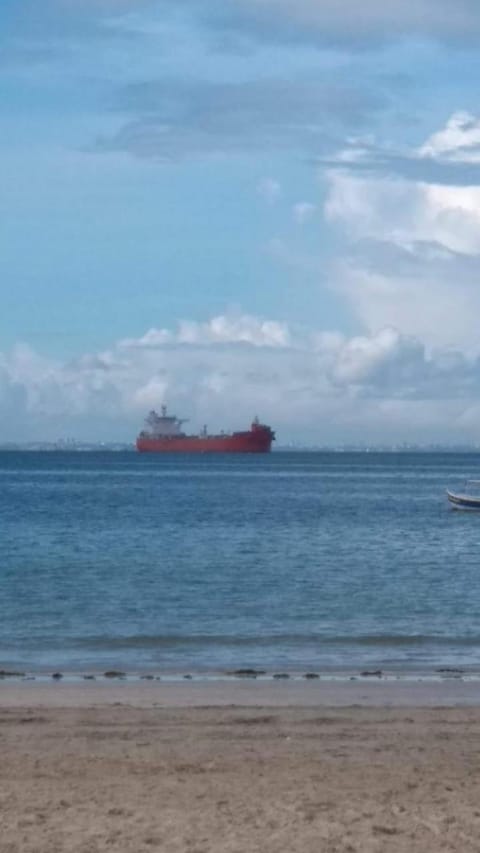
[3, 1, 480, 443]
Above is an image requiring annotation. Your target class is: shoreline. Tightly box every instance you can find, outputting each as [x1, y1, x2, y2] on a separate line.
[0, 664, 474, 680]
[3, 675, 480, 707]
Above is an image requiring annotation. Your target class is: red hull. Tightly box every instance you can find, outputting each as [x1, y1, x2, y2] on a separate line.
[137, 428, 273, 454]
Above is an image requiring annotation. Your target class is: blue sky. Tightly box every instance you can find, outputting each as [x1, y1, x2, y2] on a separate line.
[3, 0, 480, 442]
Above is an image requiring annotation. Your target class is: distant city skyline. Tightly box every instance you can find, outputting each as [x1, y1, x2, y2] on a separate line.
[3, 2, 480, 443]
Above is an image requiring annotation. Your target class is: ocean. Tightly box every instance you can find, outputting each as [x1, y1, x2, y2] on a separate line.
[1, 450, 480, 676]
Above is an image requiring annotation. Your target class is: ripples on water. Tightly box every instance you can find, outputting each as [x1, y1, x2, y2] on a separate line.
[1, 450, 480, 673]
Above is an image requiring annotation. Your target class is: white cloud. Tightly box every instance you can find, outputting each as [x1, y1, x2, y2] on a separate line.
[326, 169, 480, 256]
[333, 260, 480, 353]
[121, 315, 291, 349]
[330, 327, 420, 385]
[419, 112, 480, 162]
[323, 113, 480, 352]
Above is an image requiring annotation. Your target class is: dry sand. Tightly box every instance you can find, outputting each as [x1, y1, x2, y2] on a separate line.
[1, 681, 480, 852]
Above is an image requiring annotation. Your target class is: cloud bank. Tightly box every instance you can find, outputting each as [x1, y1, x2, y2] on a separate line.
[2, 314, 480, 445]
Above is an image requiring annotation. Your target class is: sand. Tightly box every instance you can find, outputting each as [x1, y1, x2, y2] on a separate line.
[1, 680, 480, 852]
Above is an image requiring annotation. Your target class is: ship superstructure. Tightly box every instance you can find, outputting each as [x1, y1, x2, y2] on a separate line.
[142, 406, 188, 438]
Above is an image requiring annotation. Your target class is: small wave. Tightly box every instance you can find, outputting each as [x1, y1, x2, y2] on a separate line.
[69, 632, 480, 651]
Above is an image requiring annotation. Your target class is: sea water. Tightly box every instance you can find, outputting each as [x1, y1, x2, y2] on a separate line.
[1, 450, 480, 674]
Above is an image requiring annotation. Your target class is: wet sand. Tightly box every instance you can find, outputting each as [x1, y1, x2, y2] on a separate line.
[1, 681, 480, 852]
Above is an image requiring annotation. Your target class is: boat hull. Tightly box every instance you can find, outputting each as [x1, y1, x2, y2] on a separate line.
[136, 430, 273, 454]
[447, 490, 480, 510]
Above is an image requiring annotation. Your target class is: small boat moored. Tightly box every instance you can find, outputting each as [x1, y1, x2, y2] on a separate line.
[447, 480, 480, 510]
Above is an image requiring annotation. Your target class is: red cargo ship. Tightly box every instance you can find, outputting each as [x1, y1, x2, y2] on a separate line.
[136, 406, 275, 453]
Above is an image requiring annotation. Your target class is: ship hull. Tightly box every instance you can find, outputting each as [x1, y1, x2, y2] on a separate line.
[136, 431, 273, 454]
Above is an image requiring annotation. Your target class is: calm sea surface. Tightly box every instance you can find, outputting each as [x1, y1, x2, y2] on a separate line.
[1, 450, 480, 674]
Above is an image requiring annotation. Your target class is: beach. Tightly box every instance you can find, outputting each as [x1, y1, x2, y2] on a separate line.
[2, 680, 480, 852]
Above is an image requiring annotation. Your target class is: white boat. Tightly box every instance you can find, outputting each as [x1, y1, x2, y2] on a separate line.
[447, 480, 480, 510]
